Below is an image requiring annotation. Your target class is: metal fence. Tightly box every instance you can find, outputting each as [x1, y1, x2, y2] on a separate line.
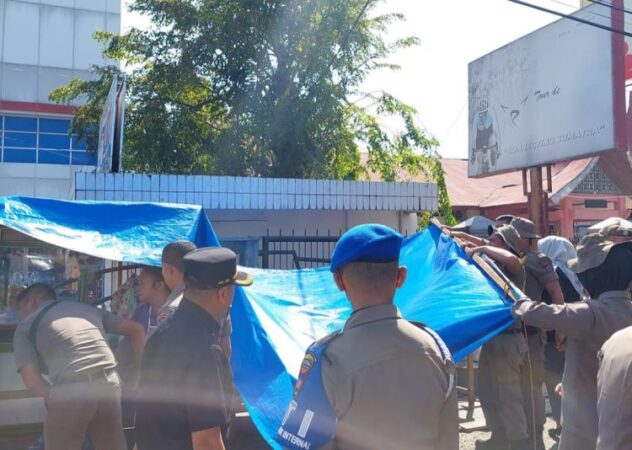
[260, 230, 340, 269]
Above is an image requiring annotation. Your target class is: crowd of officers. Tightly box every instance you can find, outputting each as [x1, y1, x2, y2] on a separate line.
[454, 215, 632, 450]
[9, 216, 632, 450]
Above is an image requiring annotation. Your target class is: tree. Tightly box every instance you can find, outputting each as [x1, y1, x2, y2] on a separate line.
[50, 0, 455, 225]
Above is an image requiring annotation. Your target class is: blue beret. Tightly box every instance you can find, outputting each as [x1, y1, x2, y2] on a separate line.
[330, 224, 403, 272]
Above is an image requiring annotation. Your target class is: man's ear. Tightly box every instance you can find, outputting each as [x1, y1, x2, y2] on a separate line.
[395, 266, 407, 289]
[333, 270, 346, 292]
[218, 285, 234, 307]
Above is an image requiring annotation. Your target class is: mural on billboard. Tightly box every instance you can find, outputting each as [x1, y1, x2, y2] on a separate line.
[468, 2, 621, 178]
[470, 98, 500, 175]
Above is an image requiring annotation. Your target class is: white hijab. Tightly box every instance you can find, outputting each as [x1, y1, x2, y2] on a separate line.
[538, 236, 585, 298]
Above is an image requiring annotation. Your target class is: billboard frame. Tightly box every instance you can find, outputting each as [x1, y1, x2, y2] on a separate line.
[467, 1, 627, 178]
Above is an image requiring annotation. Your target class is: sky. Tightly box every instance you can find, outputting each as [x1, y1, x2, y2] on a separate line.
[121, 0, 581, 159]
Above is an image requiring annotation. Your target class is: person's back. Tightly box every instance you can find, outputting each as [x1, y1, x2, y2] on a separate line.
[323, 306, 457, 450]
[513, 236, 632, 449]
[13, 283, 145, 450]
[277, 224, 458, 450]
[15, 300, 119, 381]
[597, 326, 632, 450]
[559, 292, 632, 440]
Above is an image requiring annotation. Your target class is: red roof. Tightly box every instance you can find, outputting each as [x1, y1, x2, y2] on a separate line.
[595, 150, 632, 194]
[361, 150, 632, 208]
[441, 158, 596, 208]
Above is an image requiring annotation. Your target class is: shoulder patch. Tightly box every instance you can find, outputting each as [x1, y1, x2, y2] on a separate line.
[538, 254, 554, 272]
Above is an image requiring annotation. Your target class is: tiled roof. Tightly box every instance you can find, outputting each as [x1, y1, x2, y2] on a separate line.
[440, 157, 598, 208]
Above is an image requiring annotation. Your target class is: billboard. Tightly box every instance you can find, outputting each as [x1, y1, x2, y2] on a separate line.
[468, 2, 625, 177]
[97, 76, 125, 173]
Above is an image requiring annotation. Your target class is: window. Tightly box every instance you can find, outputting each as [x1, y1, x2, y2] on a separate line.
[575, 167, 621, 194]
[3, 148, 36, 163]
[5, 116, 37, 132]
[5, 131, 37, 148]
[0, 114, 96, 166]
[39, 150, 70, 164]
[573, 221, 598, 243]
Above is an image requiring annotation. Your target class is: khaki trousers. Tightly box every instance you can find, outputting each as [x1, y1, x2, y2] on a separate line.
[45, 372, 125, 450]
[478, 333, 529, 441]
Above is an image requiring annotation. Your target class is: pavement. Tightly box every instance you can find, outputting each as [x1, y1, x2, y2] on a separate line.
[458, 398, 560, 450]
[0, 396, 561, 450]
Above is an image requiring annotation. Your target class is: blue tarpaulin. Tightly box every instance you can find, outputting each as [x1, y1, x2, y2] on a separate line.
[0, 196, 220, 264]
[232, 224, 516, 448]
[0, 196, 515, 448]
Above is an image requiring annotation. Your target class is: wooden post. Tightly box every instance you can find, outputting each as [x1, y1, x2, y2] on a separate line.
[467, 354, 476, 410]
[526, 166, 548, 236]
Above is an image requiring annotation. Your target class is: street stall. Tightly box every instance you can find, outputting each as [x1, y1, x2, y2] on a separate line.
[0, 196, 218, 435]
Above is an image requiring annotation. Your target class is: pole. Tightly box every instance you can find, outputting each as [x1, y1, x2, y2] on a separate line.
[527, 167, 547, 236]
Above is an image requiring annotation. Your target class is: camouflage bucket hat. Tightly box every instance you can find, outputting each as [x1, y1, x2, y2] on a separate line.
[601, 222, 632, 239]
[494, 225, 520, 254]
[567, 233, 616, 274]
[510, 217, 541, 239]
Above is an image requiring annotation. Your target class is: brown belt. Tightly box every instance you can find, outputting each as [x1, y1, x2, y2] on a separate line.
[55, 367, 117, 385]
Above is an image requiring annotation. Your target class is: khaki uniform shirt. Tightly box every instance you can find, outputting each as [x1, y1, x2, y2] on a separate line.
[498, 264, 525, 331]
[157, 283, 186, 325]
[321, 304, 458, 450]
[13, 300, 122, 381]
[597, 325, 632, 450]
[512, 290, 632, 442]
[522, 248, 557, 301]
[506, 265, 526, 293]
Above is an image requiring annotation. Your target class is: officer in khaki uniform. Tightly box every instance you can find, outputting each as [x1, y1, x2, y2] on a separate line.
[467, 225, 530, 450]
[510, 217, 564, 450]
[277, 224, 458, 450]
[13, 283, 146, 450]
[512, 234, 632, 450]
[597, 325, 632, 450]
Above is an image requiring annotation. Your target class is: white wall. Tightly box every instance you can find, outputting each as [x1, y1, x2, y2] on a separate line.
[0, 162, 79, 198]
[209, 209, 418, 238]
[210, 209, 419, 269]
[0, 0, 120, 105]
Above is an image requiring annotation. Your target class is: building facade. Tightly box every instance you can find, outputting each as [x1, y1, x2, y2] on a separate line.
[0, 0, 120, 197]
[442, 156, 632, 242]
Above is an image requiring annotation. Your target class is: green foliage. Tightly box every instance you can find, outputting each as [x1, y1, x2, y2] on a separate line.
[51, 0, 455, 218]
[418, 159, 457, 229]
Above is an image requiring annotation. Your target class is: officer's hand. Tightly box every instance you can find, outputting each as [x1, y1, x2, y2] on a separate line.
[554, 383, 563, 398]
[464, 245, 479, 258]
[555, 331, 566, 352]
